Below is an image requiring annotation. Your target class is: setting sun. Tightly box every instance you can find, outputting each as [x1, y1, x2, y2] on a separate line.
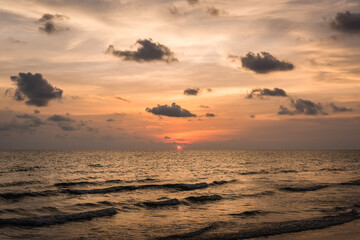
[176, 145, 183, 151]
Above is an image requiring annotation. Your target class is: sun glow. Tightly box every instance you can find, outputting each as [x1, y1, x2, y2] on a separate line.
[177, 145, 183, 151]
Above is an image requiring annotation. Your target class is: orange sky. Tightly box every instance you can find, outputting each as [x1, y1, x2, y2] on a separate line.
[0, 0, 359, 150]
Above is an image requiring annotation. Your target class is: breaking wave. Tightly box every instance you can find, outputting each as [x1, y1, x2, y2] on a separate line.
[0, 208, 117, 227]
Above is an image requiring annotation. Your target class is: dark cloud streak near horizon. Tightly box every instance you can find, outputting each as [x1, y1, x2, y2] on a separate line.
[330, 103, 353, 112]
[0, 114, 44, 132]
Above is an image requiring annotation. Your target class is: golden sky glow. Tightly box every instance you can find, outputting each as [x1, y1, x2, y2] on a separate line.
[0, 0, 359, 149]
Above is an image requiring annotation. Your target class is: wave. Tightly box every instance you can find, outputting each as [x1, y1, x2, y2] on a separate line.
[340, 179, 360, 186]
[277, 170, 298, 173]
[238, 170, 269, 175]
[10, 166, 41, 172]
[211, 180, 237, 185]
[65, 182, 212, 195]
[185, 194, 222, 202]
[0, 180, 41, 188]
[279, 185, 329, 192]
[87, 164, 103, 168]
[320, 168, 344, 172]
[0, 190, 58, 200]
[54, 181, 99, 187]
[0, 208, 117, 227]
[64, 185, 136, 194]
[159, 211, 359, 239]
[238, 191, 275, 198]
[157, 223, 218, 239]
[229, 210, 268, 217]
[143, 199, 181, 207]
[207, 211, 360, 240]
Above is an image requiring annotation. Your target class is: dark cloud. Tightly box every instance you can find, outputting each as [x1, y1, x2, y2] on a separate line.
[164, 136, 171, 139]
[34, 110, 40, 114]
[0, 114, 44, 131]
[330, 103, 353, 112]
[187, 0, 199, 5]
[8, 72, 63, 107]
[232, 52, 294, 74]
[250, 114, 256, 119]
[114, 96, 130, 102]
[146, 103, 196, 117]
[38, 13, 69, 34]
[47, 114, 72, 122]
[205, 113, 215, 117]
[169, 5, 188, 16]
[47, 114, 77, 131]
[8, 37, 25, 44]
[199, 105, 209, 108]
[278, 98, 327, 116]
[105, 39, 178, 63]
[207, 7, 221, 16]
[106, 118, 115, 122]
[330, 11, 360, 33]
[246, 88, 288, 99]
[206, 88, 212, 92]
[184, 88, 200, 96]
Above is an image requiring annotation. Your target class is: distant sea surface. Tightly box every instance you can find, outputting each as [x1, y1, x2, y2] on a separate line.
[0, 150, 359, 239]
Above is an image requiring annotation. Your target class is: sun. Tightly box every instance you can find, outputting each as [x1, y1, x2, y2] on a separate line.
[177, 145, 183, 151]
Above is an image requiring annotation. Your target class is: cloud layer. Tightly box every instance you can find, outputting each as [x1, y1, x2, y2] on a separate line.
[9, 72, 63, 107]
[106, 39, 178, 63]
[146, 103, 196, 117]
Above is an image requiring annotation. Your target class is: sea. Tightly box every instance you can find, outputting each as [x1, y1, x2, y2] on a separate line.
[0, 150, 359, 239]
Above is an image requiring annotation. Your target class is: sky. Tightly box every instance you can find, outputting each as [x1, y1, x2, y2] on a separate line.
[0, 0, 359, 150]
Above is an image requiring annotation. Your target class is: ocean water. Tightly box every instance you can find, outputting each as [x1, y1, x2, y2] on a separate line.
[0, 150, 359, 239]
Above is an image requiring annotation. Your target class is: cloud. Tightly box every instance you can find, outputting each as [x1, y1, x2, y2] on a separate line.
[0, 114, 44, 131]
[199, 105, 209, 108]
[34, 110, 40, 114]
[8, 72, 63, 107]
[250, 114, 256, 119]
[207, 7, 224, 16]
[278, 98, 327, 115]
[47, 114, 78, 131]
[164, 136, 171, 139]
[330, 103, 353, 112]
[205, 113, 215, 117]
[47, 114, 72, 122]
[105, 39, 178, 63]
[231, 52, 294, 74]
[146, 103, 196, 117]
[38, 13, 69, 34]
[114, 96, 130, 102]
[106, 118, 115, 122]
[169, 5, 188, 16]
[184, 88, 200, 96]
[330, 11, 360, 33]
[187, 0, 199, 5]
[246, 88, 288, 99]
